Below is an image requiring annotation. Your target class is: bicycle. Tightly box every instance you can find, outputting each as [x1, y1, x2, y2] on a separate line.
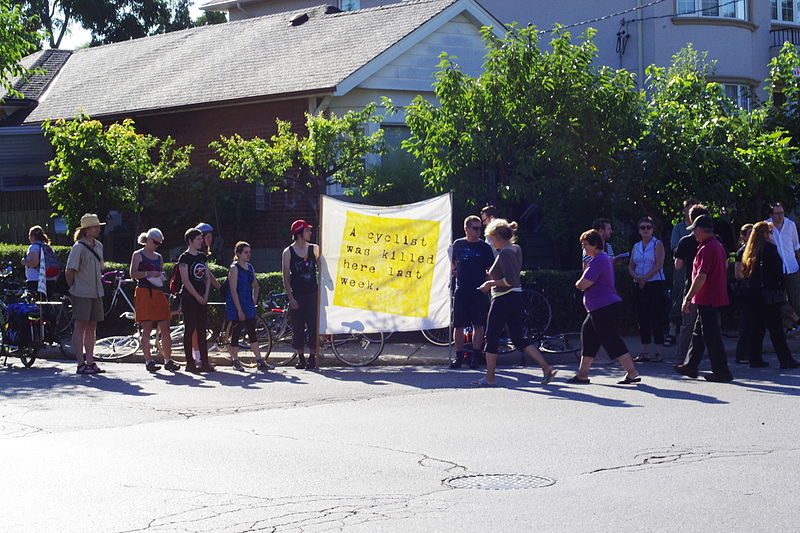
[0, 264, 40, 368]
[205, 302, 273, 368]
[538, 332, 582, 360]
[261, 292, 386, 367]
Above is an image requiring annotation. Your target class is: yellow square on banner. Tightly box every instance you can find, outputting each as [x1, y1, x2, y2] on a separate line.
[334, 212, 440, 317]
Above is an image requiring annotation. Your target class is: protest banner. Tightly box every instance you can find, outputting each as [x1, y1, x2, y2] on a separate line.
[319, 193, 452, 334]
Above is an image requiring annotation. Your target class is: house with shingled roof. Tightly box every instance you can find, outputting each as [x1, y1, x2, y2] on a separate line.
[2, 0, 503, 263]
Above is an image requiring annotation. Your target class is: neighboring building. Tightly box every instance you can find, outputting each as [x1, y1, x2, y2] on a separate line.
[5, 0, 502, 265]
[203, 0, 795, 105]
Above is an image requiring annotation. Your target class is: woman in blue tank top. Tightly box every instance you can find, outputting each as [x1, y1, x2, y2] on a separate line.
[226, 241, 270, 371]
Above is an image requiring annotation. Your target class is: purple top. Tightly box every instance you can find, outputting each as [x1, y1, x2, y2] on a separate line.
[582, 252, 622, 312]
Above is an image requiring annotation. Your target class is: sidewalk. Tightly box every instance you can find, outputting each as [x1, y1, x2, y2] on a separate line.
[31, 331, 798, 369]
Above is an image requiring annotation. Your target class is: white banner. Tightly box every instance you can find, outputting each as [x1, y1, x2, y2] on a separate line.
[319, 193, 452, 334]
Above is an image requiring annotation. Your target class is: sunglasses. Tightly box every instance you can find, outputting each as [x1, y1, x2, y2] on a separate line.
[152, 239, 162, 245]
[639, 225, 653, 230]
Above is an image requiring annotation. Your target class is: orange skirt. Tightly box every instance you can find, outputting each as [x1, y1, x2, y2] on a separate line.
[134, 286, 171, 322]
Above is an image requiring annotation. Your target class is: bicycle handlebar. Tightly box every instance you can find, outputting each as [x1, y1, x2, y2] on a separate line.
[102, 270, 135, 285]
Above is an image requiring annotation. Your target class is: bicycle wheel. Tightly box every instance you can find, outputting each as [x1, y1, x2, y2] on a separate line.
[18, 345, 37, 368]
[329, 332, 384, 366]
[539, 332, 582, 354]
[262, 311, 297, 366]
[94, 335, 140, 360]
[523, 288, 552, 338]
[422, 326, 453, 346]
[363, 331, 393, 343]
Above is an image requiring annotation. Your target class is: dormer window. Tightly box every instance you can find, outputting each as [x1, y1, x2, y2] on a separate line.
[339, 0, 360, 11]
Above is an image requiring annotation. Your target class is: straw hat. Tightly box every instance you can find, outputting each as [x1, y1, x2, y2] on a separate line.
[77, 213, 106, 229]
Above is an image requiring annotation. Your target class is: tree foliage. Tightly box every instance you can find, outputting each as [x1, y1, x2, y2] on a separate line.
[42, 113, 193, 229]
[209, 103, 386, 213]
[0, 0, 43, 101]
[634, 46, 796, 224]
[13, 0, 223, 48]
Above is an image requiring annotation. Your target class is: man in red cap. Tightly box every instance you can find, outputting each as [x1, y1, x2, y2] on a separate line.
[282, 219, 319, 369]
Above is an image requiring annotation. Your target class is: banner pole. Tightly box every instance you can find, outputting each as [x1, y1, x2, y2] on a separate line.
[314, 193, 324, 369]
[448, 190, 454, 366]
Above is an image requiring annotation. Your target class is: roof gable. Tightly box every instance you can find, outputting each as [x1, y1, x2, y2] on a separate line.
[23, 0, 467, 123]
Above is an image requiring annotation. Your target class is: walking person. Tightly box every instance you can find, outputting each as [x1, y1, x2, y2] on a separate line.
[65, 214, 106, 375]
[21, 225, 58, 297]
[675, 214, 734, 382]
[178, 228, 212, 372]
[628, 216, 666, 362]
[741, 222, 800, 369]
[765, 203, 800, 336]
[571, 229, 641, 384]
[673, 203, 711, 363]
[473, 219, 557, 386]
[130, 228, 180, 373]
[190, 222, 221, 367]
[733, 224, 755, 365]
[282, 220, 319, 370]
[666, 198, 699, 346]
[449, 215, 494, 369]
[226, 241, 271, 371]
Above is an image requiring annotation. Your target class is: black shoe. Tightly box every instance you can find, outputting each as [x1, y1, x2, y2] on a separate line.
[185, 364, 199, 373]
[468, 351, 481, 369]
[164, 360, 181, 372]
[145, 360, 161, 373]
[199, 364, 215, 372]
[780, 360, 800, 369]
[306, 355, 317, 370]
[566, 375, 590, 384]
[448, 359, 462, 369]
[295, 357, 306, 369]
[704, 373, 733, 383]
[674, 364, 699, 378]
[750, 361, 769, 368]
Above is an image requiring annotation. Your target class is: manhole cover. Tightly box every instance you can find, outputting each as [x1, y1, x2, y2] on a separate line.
[443, 474, 555, 490]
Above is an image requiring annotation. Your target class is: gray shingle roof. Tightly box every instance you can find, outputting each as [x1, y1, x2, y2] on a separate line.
[23, 0, 458, 123]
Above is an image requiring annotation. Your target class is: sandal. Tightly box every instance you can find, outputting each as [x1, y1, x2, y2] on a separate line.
[542, 368, 559, 385]
[651, 353, 663, 363]
[76, 363, 89, 374]
[566, 375, 590, 384]
[633, 353, 652, 362]
[88, 362, 106, 373]
[470, 378, 496, 387]
[618, 375, 642, 384]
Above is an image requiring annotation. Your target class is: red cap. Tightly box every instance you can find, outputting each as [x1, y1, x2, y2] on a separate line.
[290, 220, 313, 234]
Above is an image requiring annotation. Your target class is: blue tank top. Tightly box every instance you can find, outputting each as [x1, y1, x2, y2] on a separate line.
[225, 262, 256, 320]
[137, 250, 163, 290]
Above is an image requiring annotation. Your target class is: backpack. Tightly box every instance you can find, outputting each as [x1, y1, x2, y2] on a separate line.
[169, 266, 182, 295]
[3, 303, 42, 347]
[34, 242, 60, 278]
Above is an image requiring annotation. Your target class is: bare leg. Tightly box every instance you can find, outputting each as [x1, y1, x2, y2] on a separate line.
[484, 352, 497, 383]
[141, 322, 153, 362]
[158, 320, 171, 360]
[454, 327, 466, 352]
[523, 344, 554, 377]
[617, 354, 639, 378]
[576, 356, 594, 379]
[472, 325, 485, 351]
[250, 342, 261, 360]
[83, 322, 97, 365]
[73, 320, 87, 367]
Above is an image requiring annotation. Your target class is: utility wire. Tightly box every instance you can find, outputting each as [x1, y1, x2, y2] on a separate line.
[548, 0, 745, 32]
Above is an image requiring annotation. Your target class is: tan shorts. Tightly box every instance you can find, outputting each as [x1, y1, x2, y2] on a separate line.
[72, 296, 104, 322]
[134, 286, 171, 322]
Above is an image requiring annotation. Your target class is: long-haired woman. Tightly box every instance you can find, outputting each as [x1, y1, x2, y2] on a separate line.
[473, 219, 557, 386]
[226, 241, 271, 371]
[734, 223, 754, 365]
[741, 222, 800, 369]
[21, 225, 57, 297]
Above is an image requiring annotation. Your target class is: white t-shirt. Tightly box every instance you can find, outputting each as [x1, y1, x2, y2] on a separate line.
[767, 217, 800, 274]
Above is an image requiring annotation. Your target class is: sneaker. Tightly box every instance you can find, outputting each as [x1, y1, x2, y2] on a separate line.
[704, 373, 733, 383]
[145, 360, 161, 372]
[468, 352, 480, 369]
[256, 359, 274, 371]
[306, 355, 317, 370]
[164, 360, 181, 372]
[232, 358, 245, 371]
[787, 326, 800, 339]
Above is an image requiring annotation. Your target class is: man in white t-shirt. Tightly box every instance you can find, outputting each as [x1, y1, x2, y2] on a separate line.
[766, 203, 800, 332]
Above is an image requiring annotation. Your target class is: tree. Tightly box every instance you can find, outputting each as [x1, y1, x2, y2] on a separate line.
[42, 113, 193, 230]
[400, 25, 642, 245]
[209, 103, 386, 215]
[633, 46, 796, 226]
[0, 0, 43, 101]
[12, 0, 217, 48]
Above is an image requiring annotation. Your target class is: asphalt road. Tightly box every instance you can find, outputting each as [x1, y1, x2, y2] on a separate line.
[1, 340, 798, 532]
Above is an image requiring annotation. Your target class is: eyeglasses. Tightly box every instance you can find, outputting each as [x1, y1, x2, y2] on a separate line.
[639, 225, 653, 230]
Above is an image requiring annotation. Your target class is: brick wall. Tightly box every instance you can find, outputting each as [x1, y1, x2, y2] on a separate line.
[130, 99, 318, 256]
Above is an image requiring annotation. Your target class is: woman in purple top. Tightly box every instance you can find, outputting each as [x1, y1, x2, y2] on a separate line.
[571, 229, 641, 384]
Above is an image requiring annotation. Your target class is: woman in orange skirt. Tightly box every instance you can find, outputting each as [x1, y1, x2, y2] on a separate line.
[130, 228, 179, 372]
